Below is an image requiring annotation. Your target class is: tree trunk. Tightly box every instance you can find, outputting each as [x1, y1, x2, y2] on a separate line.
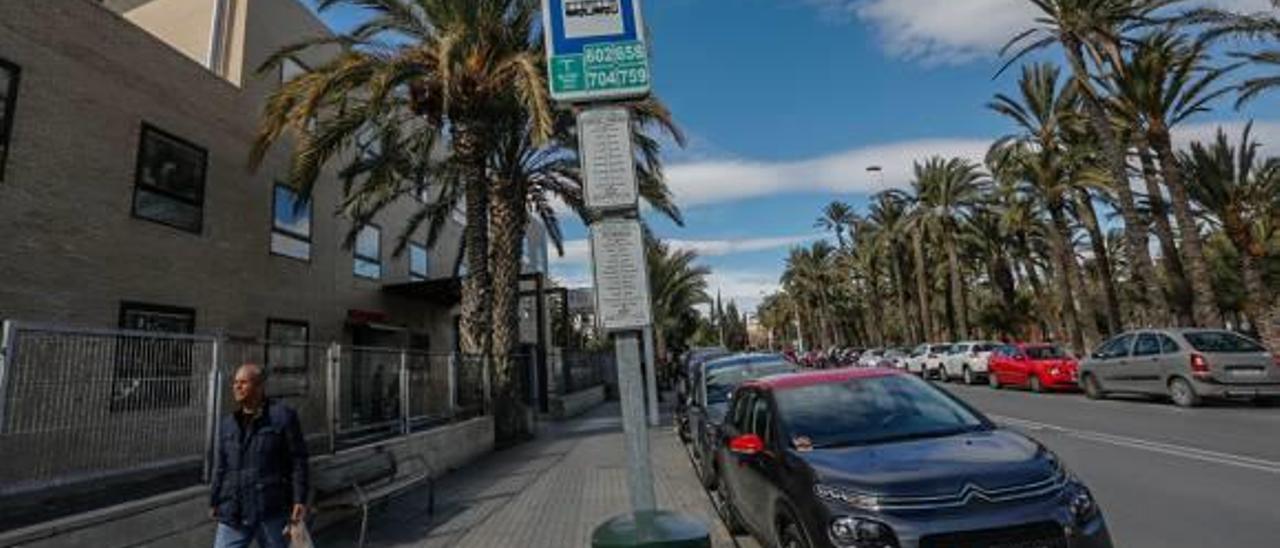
[1062, 37, 1168, 325]
[946, 233, 970, 340]
[1226, 214, 1269, 336]
[913, 232, 935, 341]
[1074, 190, 1121, 336]
[1139, 147, 1191, 324]
[1067, 238, 1103, 353]
[891, 248, 916, 344]
[1151, 128, 1221, 328]
[489, 177, 530, 442]
[1047, 204, 1086, 355]
[454, 126, 492, 358]
[866, 264, 886, 346]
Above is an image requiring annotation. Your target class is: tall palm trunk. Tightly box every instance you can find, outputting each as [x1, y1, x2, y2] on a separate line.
[1151, 128, 1221, 327]
[1139, 147, 1191, 323]
[891, 249, 916, 343]
[1061, 37, 1168, 325]
[1047, 204, 1086, 354]
[1074, 190, 1121, 336]
[912, 231, 935, 341]
[489, 176, 529, 440]
[1067, 238, 1103, 352]
[866, 264, 886, 346]
[455, 126, 492, 358]
[1224, 214, 1270, 335]
[946, 234, 970, 339]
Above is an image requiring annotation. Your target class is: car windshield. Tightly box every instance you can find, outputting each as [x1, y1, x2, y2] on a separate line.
[930, 345, 951, 353]
[774, 375, 987, 448]
[1183, 332, 1267, 353]
[706, 362, 795, 404]
[1025, 345, 1068, 359]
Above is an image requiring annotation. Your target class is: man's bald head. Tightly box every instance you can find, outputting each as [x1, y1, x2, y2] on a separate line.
[232, 363, 266, 407]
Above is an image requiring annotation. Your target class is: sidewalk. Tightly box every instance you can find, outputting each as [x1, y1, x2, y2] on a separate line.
[316, 399, 756, 548]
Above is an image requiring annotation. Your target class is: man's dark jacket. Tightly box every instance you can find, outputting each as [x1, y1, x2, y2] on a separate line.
[211, 399, 309, 527]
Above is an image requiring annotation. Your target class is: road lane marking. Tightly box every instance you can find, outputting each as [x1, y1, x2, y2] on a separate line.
[990, 414, 1280, 476]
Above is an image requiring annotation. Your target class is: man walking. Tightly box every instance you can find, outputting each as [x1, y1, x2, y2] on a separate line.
[211, 363, 309, 547]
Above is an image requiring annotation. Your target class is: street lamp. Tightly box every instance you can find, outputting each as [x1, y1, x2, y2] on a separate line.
[867, 165, 885, 189]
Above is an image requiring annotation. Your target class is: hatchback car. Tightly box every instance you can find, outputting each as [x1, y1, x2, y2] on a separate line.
[903, 344, 930, 376]
[988, 343, 1080, 393]
[1079, 329, 1280, 407]
[677, 347, 730, 441]
[921, 343, 954, 380]
[714, 368, 1111, 548]
[687, 354, 797, 489]
[857, 348, 885, 368]
[939, 341, 999, 384]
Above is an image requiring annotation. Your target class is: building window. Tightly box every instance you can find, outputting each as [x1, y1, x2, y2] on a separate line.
[266, 319, 310, 374]
[410, 242, 428, 281]
[132, 124, 208, 233]
[354, 224, 382, 279]
[272, 183, 312, 261]
[112, 302, 197, 412]
[0, 58, 19, 183]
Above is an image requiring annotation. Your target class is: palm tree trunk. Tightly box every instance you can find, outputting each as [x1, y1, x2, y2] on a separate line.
[1047, 204, 1086, 354]
[1151, 129, 1221, 328]
[489, 177, 530, 441]
[1139, 147, 1191, 323]
[1068, 241, 1103, 353]
[1075, 190, 1121, 336]
[866, 266, 886, 346]
[891, 249, 915, 343]
[455, 126, 492, 358]
[946, 234, 970, 340]
[913, 231, 935, 341]
[1061, 37, 1168, 325]
[1225, 214, 1269, 336]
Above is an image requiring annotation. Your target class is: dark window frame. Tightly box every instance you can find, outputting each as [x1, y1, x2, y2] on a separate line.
[409, 241, 429, 281]
[270, 182, 313, 262]
[0, 57, 20, 184]
[130, 123, 209, 234]
[113, 301, 198, 413]
[117, 301, 197, 333]
[354, 223, 382, 280]
[265, 318, 311, 375]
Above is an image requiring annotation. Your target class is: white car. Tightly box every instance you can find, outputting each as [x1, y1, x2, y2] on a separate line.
[904, 344, 931, 375]
[922, 343, 955, 380]
[857, 348, 885, 368]
[940, 341, 1000, 384]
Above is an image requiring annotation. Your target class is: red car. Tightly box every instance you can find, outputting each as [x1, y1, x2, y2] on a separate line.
[988, 343, 1080, 392]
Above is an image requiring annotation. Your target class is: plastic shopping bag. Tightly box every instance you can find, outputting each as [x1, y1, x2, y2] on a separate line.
[287, 522, 314, 548]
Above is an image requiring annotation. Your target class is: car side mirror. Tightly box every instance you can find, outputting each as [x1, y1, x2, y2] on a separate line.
[729, 433, 764, 456]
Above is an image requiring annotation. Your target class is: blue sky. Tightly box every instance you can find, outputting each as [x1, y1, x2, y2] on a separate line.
[312, 0, 1280, 311]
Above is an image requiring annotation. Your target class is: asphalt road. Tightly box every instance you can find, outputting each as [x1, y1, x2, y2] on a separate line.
[941, 382, 1280, 548]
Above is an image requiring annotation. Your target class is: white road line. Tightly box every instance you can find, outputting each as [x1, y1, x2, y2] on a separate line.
[990, 414, 1280, 476]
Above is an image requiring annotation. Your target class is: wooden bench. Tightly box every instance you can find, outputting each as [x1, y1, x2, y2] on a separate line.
[311, 450, 434, 547]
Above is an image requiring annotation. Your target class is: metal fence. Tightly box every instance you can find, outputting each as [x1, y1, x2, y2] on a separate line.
[0, 320, 490, 499]
[560, 349, 610, 394]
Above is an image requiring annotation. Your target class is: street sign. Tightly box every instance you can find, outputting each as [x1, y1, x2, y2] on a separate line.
[589, 218, 651, 331]
[579, 107, 638, 210]
[541, 0, 651, 103]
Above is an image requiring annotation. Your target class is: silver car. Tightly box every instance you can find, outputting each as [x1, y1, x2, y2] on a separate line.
[1079, 329, 1280, 407]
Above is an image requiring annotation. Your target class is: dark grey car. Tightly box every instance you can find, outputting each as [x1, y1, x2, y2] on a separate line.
[1079, 329, 1280, 407]
[687, 354, 796, 489]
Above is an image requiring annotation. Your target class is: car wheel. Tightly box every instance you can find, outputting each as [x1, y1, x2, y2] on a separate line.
[962, 366, 974, 385]
[1030, 375, 1044, 394]
[989, 371, 1001, 389]
[1169, 377, 1202, 408]
[1083, 374, 1106, 400]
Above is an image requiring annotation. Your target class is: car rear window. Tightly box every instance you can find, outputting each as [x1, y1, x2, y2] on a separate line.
[774, 375, 986, 448]
[1183, 332, 1267, 353]
[1025, 345, 1068, 359]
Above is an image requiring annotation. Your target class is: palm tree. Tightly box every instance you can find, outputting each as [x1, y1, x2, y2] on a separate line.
[1190, 0, 1280, 106]
[865, 193, 919, 343]
[914, 157, 988, 340]
[647, 239, 712, 366]
[1104, 30, 1237, 327]
[782, 242, 840, 348]
[1180, 123, 1280, 337]
[815, 201, 858, 249]
[251, 0, 555, 361]
[1003, 0, 1176, 324]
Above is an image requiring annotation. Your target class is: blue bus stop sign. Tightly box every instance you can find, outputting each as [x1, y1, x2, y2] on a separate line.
[542, 0, 651, 103]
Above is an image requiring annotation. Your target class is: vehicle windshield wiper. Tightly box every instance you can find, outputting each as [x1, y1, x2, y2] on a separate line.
[813, 425, 986, 449]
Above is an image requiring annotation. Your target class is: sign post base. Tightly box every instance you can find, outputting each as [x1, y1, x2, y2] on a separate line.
[591, 510, 712, 548]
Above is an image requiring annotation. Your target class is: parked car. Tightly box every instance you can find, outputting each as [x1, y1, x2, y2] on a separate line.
[713, 368, 1112, 548]
[677, 347, 729, 441]
[1079, 329, 1280, 407]
[687, 354, 797, 489]
[903, 344, 930, 376]
[940, 341, 1000, 384]
[857, 348, 885, 368]
[988, 343, 1080, 393]
[878, 347, 910, 369]
[922, 343, 954, 380]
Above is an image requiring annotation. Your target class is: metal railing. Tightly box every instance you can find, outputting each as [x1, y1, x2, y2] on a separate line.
[560, 349, 610, 395]
[0, 320, 491, 499]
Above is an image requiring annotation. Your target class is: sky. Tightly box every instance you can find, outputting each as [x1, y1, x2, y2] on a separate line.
[311, 0, 1280, 312]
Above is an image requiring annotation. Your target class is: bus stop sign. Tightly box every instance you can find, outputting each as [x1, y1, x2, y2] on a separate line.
[542, 0, 651, 103]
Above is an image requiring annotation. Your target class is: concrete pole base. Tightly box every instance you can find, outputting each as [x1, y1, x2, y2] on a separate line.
[591, 510, 712, 548]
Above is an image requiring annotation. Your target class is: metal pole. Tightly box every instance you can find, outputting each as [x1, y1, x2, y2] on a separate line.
[203, 339, 222, 483]
[447, 353, 458, 419]
[327, 343, 339, 454]
[0, 321, 14, 435]
[399, 350, 410, 435]
[642, 326, 659, 427]
[614, 331, 656, 512]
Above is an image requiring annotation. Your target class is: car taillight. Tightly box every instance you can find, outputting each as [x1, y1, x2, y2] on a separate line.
[1190, 353, 1212, 379]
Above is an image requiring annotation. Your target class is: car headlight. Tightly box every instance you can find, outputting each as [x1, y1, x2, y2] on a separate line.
[1068, 482, 1099, 525]
[830, 516, 899, 548]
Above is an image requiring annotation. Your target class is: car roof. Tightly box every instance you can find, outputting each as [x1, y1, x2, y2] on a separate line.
[704, 353, 787, 371]
[742, 367, 900, 391]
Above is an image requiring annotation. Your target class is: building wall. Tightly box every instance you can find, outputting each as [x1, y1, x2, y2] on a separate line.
[0, 0, 464, 349]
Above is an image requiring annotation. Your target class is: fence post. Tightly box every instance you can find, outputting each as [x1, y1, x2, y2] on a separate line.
[203, 338, 223, 483]
[0, 320, 16, 435]
[447, 353, 458, 419]
[326, 343, 340, 454]
[399, 350, 410, 435]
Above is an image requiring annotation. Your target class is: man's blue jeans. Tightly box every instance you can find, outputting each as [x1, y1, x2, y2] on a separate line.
[213, 517, 289, 548]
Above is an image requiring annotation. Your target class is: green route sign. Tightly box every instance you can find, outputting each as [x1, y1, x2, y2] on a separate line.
[542, 0, 652, 103]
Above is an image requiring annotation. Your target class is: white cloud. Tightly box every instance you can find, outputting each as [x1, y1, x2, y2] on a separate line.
[1175, 120, 1280, 153]
[705, 270, 784, 313]
[818, 0, 1275, 64]
[551, 234, 821, 268]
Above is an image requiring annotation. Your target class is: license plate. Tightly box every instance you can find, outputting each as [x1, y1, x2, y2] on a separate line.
[1231, 368, 1266, 378]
